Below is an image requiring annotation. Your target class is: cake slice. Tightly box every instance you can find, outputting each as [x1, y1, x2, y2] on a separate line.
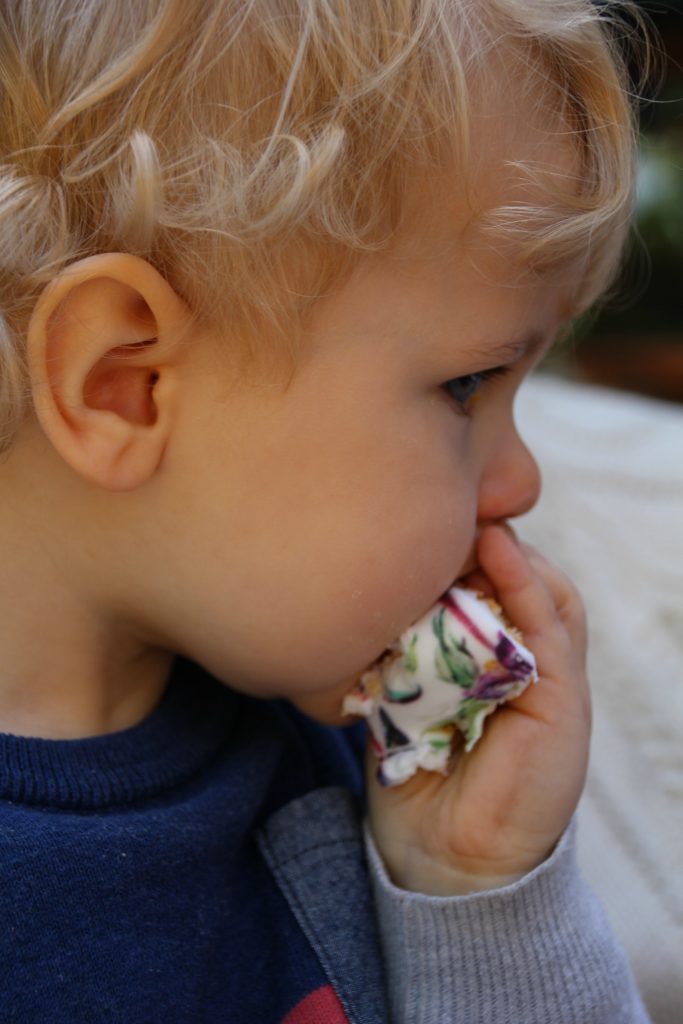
[343, 586, 538, 786]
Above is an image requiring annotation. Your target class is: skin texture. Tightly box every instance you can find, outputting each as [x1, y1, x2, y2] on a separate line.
[0, 83, 591, 893]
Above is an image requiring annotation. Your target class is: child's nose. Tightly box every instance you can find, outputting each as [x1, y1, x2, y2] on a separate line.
[476, 427, 541, 525]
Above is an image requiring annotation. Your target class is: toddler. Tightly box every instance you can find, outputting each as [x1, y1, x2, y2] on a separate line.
[0, 1, 653, 1021]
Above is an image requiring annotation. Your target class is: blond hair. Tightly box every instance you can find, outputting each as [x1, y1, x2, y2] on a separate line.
[0, 0, 649, 450]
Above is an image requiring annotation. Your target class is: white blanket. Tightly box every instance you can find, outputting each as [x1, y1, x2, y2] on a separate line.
[517, 374, 683, 1024]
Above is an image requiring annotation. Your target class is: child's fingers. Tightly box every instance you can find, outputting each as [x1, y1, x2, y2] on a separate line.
[500, 525, 566, 598]
[480, 527, 591, 722]
[487, 524, 586, 645]
[462, 534, 567, 614]
[517, 541, 587, 648]
[476, 524, 556, 640]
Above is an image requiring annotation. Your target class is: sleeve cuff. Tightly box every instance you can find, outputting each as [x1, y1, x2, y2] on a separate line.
[364, 816, 651, 1024]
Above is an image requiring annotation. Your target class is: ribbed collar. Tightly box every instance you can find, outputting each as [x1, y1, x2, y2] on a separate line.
[0, 658, 236, 809]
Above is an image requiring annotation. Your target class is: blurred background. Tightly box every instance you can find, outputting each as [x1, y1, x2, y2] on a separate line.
[517, 11, 683, 1022]
[542, 0, 683, 402]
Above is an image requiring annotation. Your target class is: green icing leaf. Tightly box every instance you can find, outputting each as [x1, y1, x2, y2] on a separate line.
[386, 679, 421, 701]
[432, 607, 447, 645]
[427, 738, 451, 750]
[462, 698, 490, 718]
[458, 699, 493, 749]
[432, 608, 477, 688]
[434, 646, 454, 684]
[403, 633, 419, 673]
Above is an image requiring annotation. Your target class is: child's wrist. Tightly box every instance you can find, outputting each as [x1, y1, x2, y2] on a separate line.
[373, 838, 533, 896]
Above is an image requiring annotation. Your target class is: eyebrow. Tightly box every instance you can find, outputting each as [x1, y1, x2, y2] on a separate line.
[463, 330, 549, 365]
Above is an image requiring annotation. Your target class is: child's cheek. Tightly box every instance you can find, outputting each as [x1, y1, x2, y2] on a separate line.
[297, 519, 474, 689]
[284, 525, 477, 724]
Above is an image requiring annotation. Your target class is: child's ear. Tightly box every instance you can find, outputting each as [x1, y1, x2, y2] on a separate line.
[27, 254, 193, 491]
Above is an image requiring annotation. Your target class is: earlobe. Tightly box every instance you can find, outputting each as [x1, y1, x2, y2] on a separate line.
[27, 254, 191, 491]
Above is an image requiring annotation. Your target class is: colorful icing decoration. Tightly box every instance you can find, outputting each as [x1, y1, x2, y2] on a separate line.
[342, 586, 538, 786]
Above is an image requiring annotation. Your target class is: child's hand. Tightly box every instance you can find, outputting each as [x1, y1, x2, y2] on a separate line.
[366, 524, 591, 895]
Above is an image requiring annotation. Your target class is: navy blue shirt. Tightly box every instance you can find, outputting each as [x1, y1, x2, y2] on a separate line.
[0, 658, 367, 1022]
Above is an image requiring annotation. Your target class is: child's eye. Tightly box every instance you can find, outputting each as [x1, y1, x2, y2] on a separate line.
[444, 373, 483, 404]
[442, 366, 511, 414]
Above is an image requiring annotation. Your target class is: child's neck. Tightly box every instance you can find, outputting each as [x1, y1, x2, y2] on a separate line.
[0, 589, 172, 739]
[0, 425, 172, 740]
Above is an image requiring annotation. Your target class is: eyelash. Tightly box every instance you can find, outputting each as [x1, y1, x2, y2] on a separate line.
[442, 365, 512, 414]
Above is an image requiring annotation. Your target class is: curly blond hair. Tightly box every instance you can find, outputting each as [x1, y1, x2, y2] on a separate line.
[0, 0, 648, 450]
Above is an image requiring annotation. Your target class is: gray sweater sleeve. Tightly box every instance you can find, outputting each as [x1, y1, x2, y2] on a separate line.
[363, 816, 652, 1024]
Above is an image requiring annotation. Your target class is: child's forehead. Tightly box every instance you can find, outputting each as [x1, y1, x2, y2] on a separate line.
[392, 115, 580, 269]
[385, 55, 595, 316]
[399, 44, 578, 213]
[472, 65, 579, 192]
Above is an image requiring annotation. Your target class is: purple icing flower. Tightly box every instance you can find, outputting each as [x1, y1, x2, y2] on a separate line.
[494, 633, 533, 679]
[463, 635, 534, 701]
[468, 670, 519, 701]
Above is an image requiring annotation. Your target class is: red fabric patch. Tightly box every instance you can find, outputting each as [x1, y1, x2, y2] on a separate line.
[281, 984, 350, 1023]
